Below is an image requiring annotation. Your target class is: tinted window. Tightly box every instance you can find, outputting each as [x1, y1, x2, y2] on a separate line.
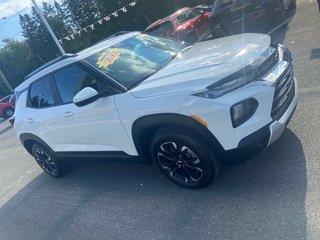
[84, 34, 183, 89]
[53, 65, 108, 103]
[177, 9, 201, 23]
[146, 21, 174, 38]
[29, 76, 55, 108]
[1, 96, 10, 103]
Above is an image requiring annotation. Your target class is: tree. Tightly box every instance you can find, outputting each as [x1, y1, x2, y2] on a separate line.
[20, 6, 66, 62]
[0, 39, 41, 92]
[54, 0, 78, 32]
[62, 0, 100, 28]
[42, 1, 56, 17]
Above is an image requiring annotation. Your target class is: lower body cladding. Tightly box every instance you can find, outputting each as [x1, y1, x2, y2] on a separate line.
[181, 62, 297, 161]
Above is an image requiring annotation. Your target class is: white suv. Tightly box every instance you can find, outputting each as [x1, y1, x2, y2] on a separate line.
[12, 32, 297, 188]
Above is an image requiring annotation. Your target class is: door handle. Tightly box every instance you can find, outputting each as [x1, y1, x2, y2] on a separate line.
[62, 112, 73, 117]
[26, 118, 34, 123]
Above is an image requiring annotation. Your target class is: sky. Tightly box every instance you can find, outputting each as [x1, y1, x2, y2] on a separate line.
[0, 0, 50, 47]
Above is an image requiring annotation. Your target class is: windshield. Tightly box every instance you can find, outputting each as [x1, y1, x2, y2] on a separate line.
[84, 34, 184, 89]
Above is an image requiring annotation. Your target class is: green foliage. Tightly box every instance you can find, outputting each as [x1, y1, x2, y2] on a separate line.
[0, 0, 212, 96]
[0, 39, 42, 97]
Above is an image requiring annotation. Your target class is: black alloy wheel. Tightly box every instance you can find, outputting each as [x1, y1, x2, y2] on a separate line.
[151, 128, 221, 188]
[31, 144, 68, 177]
[158, 142, 204, 183]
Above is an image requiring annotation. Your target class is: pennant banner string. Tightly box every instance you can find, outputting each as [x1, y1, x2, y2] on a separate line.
[60, 1, 137, 41]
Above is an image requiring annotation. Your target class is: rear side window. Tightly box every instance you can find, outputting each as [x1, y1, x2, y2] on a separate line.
[29, 76, 55, 108]
[53, 65, 108, 104]
[177, 9, 201, 23]
[1, 96, 10, 103]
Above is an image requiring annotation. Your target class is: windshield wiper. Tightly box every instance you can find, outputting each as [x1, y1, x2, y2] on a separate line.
[160, 54, 177, 68]
[180, 45, 192, 53]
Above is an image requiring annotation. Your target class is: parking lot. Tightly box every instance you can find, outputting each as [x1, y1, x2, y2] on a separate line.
[0, 1, 320, 239]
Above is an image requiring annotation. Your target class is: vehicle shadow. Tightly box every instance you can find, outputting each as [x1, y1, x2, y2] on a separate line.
[0, 129, 307, 240]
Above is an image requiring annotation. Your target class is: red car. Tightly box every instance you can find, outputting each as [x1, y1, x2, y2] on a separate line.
[0, 95, 14, 118]
[144, 7, 211, 43]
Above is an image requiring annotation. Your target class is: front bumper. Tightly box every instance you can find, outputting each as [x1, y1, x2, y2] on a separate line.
[238, 77, 298, 149]
[268, 77, 298, 146]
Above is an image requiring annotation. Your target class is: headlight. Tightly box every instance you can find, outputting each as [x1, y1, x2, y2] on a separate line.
[278, 44, 284, 62]
[193, 67, 256, 99]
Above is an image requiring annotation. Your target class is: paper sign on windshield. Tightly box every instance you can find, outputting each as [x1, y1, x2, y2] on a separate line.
[96, 48, 121, 68]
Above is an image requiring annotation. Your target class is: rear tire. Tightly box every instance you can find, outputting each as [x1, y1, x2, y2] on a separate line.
[150, 127, 221, 188]
[31, 144, 69, 177]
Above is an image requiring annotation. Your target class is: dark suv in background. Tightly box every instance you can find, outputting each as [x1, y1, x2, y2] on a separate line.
[210, 0, 296, 37]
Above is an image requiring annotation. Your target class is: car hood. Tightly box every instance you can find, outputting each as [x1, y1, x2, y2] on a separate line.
[131, 33, 271, 98]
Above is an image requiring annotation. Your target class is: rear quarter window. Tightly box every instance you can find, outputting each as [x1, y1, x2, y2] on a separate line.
[29, 76, 56, 108]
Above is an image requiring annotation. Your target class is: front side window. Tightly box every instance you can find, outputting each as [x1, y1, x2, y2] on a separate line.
[29, 76, 55, 108]
[84, 34, 183, 89]
[53, 65, 109, 104]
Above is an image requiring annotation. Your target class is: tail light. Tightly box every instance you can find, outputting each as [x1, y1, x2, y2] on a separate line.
[9, 117, 15, 126]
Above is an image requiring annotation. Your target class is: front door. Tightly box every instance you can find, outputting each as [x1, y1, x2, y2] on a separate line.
[51, 63, 133, 154]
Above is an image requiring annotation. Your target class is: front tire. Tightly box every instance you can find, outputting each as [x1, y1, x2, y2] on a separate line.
[31, 144, 68, 177]
[150, 128, 221, 188]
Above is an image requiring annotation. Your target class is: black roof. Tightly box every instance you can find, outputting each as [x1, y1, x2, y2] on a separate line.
[24, 54, 77, 81]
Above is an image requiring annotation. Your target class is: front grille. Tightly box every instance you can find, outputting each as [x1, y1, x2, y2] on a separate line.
[257, 48, 279, 77]
[271, 66, 295, 120]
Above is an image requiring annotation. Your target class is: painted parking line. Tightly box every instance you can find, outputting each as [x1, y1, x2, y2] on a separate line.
[0, 126, 12, 136]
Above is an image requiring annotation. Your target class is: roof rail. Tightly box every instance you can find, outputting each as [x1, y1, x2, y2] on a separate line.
[108, 31, 130, 39]
[24, 53, 77, 81]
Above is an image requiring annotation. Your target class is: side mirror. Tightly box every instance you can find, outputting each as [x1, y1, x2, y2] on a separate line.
[73, 87, 99, 107]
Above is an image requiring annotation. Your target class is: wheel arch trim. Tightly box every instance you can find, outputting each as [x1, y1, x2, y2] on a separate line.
[19, 133, 55, 156]
[131, 113, 224, 162]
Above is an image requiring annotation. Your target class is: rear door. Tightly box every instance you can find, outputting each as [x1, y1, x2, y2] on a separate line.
[24, 75, 76, 151]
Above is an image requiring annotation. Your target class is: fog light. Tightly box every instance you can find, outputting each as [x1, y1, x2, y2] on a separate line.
[231, 98, 258, 128]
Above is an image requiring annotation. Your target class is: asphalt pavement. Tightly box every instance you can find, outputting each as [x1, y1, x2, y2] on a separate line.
[0, 1, 320, 239]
